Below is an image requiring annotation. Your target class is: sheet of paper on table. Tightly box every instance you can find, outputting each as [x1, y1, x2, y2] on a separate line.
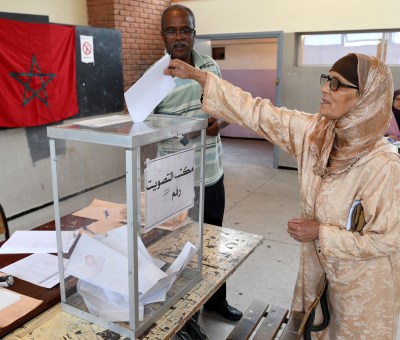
[72, 198, 190, 235]
[0, 230, 78, 254]
[72, 198, 126, 222]
[0, 287, 42, 328]
[72, 198, 126, 235]
[0, 253, 67, 289]
[0, 287, 20, 311]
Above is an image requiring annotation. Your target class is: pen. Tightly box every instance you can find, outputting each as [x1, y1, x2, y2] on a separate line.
[83, 225, 96, 235]
[0, 275, 14, 288]
[104, 209, 110, 219]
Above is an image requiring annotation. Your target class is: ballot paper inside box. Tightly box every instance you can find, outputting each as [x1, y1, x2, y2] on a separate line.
[69, 229, 198, 322]
[47, 114, 207, 339]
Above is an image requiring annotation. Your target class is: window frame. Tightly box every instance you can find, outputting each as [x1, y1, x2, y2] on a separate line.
[297, 29, 400, 67]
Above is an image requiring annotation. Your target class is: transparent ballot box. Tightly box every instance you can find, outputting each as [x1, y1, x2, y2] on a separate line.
[47, 114, 207, 338]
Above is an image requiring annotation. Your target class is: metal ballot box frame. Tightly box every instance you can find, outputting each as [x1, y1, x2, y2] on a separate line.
[47, 114, 207, 338]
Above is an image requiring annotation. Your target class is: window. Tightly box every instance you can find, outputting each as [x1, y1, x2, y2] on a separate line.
[212, 47, 225, 60]
[298, 31, 400, 66]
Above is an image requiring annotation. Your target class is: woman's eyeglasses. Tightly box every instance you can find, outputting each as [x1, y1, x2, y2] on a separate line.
[320, 74, 359, 91]
[162, 28, 196, 38]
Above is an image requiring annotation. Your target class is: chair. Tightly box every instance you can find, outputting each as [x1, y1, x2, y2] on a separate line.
[0, 204, 10, 240]
[280, 275, 330, 340]
[227, 275, 330, 340]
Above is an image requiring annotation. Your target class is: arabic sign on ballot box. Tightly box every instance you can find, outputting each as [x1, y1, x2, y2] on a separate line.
[144, 148, 195, 232]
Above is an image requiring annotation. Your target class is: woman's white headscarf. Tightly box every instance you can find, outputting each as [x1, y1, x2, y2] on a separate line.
[310, 53, 393, 177]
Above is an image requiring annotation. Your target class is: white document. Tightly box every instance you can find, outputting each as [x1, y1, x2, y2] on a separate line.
[124, 54, 176, 122]
[139, 274, 171, 305]
[69, 226, 198, 322]
[77, 279, 144, 322]
[135, 241, 198, 305]
[67, 234, 130, 296]
[0, 253, 64, 289]
[0, 288, 21, 311]
[0, 230, 78, 254]
[101, 227, 168, 293]
[76, 241, 198, 322]
[166, 241, 198, 276]
[101, 225, 165, 268]
[66, 234, 167, 296]
[144, 148, 195, 232]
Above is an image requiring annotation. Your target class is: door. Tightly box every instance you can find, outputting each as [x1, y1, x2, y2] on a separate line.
[196, 33, 281, 139]
[195, 32, 292, 168]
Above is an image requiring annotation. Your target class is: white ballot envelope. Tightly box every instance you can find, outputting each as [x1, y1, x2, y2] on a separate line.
[100, 224, 165, 268]
[77, 279, 145, 322]
[66, 234, 167, 296]
[124, 54, 175, 122]
[70, 227, 198, 322]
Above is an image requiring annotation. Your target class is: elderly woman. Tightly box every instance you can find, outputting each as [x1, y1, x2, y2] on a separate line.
[165, 53, 400, 339]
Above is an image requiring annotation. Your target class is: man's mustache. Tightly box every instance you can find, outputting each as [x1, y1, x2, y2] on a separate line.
[171, 41, 188, 49]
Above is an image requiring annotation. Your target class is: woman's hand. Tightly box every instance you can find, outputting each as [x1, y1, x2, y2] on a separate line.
[287, 218, 320, 243]
[164, 59, 207, 86]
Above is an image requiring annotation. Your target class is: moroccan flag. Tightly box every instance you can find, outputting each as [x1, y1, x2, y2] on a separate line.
[0, 19, 78, 127]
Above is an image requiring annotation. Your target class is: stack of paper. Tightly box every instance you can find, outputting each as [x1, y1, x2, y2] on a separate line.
[0, 230, 78, 254]
[0, 231, 76, 289]
[67, 225, 197, 321]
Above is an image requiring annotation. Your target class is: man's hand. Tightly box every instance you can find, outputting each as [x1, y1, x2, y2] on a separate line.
[206, 117, 220, 136]
[206, 117, 229, 136]
[287, 218, 320, 243]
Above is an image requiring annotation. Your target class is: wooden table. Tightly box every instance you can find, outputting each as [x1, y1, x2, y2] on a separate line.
[2, 224, 263, 340]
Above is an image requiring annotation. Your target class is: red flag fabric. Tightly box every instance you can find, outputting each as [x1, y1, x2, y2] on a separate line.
[0, 19, 78, 127]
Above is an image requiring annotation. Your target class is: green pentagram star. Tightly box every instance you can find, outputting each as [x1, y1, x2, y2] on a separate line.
[10, 55, 56, 107]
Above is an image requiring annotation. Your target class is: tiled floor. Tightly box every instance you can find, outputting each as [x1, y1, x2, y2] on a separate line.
[186, 138, 302, 339]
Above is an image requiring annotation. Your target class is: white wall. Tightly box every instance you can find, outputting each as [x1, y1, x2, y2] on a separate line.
[175, 0, 400, 34]
[0, 0, 88, 25]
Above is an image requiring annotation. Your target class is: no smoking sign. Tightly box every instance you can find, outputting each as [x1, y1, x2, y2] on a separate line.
[80, 35, 94, 64]
[83, 41, 92, 55]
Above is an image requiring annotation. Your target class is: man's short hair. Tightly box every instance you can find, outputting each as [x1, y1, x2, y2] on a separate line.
[161, 5, 196, 30]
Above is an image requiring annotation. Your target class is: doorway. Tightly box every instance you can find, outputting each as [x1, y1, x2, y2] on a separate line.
[195, 32, 282, 139]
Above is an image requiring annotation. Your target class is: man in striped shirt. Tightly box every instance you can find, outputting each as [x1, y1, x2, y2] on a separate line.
[154, 4, 243, 324]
